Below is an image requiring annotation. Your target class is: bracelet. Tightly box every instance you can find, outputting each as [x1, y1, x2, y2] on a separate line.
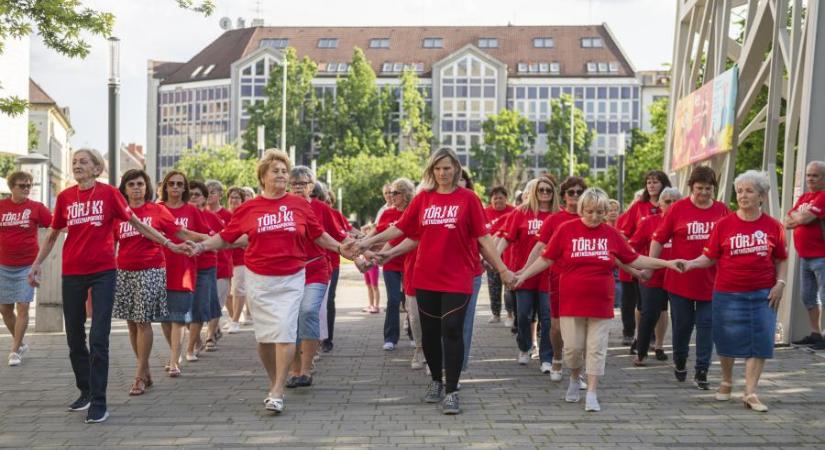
[776, 279, 786, 286]
[337, 244, 342, 255]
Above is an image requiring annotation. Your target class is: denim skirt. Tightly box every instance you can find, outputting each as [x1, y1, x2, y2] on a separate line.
[0, 265, 34, 304]
[712, 289, 775, 359]
[159, 290, 193, 323]
[192, 267, 217, 323]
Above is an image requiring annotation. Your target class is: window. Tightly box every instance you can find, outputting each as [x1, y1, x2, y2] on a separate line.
[587, 62, 598, 73]
[533, 37, 554, 48]
[369, 38, 390, 49]
[581, 37, 604, 48]
[478, 38, 498, 48]
[190, 66, 203, 78]
[549, 62, 560, 74]
[327, 62, 338, 72]
[202, 64, 215, 76]
[338, 63, 348, 73]
[517, 62, 528, 73]
[393, 62, 403, 72]
[381, 62, 393, 72]
[598, 62, 608, 73]
[423, 37, 443, 48]
[608, 62, 620, 73]
[260, 38, 288, 49]
[317, 38, 339, 48]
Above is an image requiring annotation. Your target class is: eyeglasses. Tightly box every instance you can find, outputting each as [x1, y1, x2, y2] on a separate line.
[537, 187, 554, 194]
[167, 181, 185, 187]
[290, 182, 309, 188]
[190, 192, 203, 197]
[389, 191, 402, 196]
[14, 183, 32, 189]
[565, 188, 584, 197]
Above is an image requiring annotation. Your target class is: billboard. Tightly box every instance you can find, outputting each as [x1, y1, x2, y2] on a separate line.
[671, 66, 738, 171]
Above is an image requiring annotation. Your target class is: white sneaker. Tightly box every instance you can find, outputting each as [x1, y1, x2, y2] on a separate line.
[517, 351, 529, 365]
[488, 315, 501, 324]
[17, 343, 29, 355]
[264, 395, 284, 414]
[227, 322, 241, 334]
[565, 377, 581, 402]
[579, 375, 588, 390]
[585, 392, 601, 412]
[531, 346, 540, 360]
[550, 367, 563, 382]
[540, 362, 553, 373]
[8, 352, 21, 366]
[382, 342, 395, 351]
[504, 317, 514, 328]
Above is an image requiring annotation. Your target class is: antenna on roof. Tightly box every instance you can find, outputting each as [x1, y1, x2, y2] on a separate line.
[219, 16, 233, 31]
[250, 0, 264, 27]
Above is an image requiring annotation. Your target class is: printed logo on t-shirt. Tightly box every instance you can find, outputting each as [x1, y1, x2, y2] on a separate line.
[257, 206, 295, 233]
[119, 217, 151, 239]
[728, 230, 769, 257]
[423, 205, 459, 229]
[686, 221, 715, 240]
[1, 208, 32, 228]
[571, 237, 611, 260]
[527, 218, 542, 236]
[176, 217, 189, 229]
[664, 240, 673, 249]
[67, 201, 104, 227]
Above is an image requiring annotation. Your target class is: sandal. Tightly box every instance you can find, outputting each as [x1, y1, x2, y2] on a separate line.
[205, 339, 217, 352]
[743, 393, 768, 412]
[129, 377, 146, 396]
[168, 367, 181, 378]
[716, 381, 732, 401]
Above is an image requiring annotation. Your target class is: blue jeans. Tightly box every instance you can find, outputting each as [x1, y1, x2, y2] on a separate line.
[669, 293, 713, 371]
[800, 257, 825, 310]
[462, 275, 482, 370]
[297, 283, 328, 341]
[515, 289, 552, 363]
[62, 270, 116, 408]
[382, 270, 403, 345]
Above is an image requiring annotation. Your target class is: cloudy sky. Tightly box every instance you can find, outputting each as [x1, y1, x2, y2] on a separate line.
[29, 0, 676, 153]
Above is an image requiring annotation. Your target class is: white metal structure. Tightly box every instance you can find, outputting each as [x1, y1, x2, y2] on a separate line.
[665, 0, 825, 342]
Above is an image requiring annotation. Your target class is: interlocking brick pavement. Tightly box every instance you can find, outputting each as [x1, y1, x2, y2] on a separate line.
[1, 264, 824, 449]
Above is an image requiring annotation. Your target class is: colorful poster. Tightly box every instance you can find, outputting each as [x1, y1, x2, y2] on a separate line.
[671, 66, 738, 171]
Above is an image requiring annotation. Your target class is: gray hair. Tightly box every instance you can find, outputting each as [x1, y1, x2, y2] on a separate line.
[205, 179, 224, 194]
[807, 161, 825, 175]
[734, 170, 770, 196]
[577, 187, 610, 215]
[290, 165, 315, 182]
[312, 181, 328, 202]
[659, 186, 683, 201]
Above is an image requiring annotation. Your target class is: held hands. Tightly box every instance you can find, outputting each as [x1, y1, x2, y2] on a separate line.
[167, 242, 190, 255]
[666, 260, 687, 273]
[27, 264, 42, 288]
[637, 269, 653, 282]
[500, 269, 515, 288]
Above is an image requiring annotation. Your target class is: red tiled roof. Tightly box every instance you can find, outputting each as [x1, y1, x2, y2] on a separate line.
[29, 79, 55, 104]
[159, 25, 634, 85]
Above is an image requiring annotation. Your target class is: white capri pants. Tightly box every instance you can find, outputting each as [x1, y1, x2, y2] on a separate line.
[559, 316, 611, 376]
[231, 265, 246, 297]
[245, 269, 305, 343]
[216, 278, 230, 308]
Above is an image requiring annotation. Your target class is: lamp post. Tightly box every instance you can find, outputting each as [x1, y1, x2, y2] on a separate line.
[568, 99, 575, 177]
[617, 132, 627, 210]
[108, 37, 120, 186]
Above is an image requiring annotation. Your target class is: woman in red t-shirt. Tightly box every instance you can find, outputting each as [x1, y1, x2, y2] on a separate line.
[497, 177, 558, 371]
[112, 169, 190, 395]
[205, 180, 233, 343]
[616, 170, 671, 345]
[0, 171, 51, 367]
[513, 187, 681, 413]
[354, 147, 513, 415]
[191, 149, 353, 414]
[29, 149, 185, 423]
[650, 166, 729, 389]
[681, 171, 788, 413]
[224, 186, 250, 333]
[484, 186, 515, 324]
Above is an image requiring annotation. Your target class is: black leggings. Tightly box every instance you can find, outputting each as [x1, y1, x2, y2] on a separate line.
[620, 280, 641, 338]
[416, 289, 469, 394]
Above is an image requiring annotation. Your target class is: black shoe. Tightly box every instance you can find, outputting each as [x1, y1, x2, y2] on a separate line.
[811, 340, 825, 350]
[85, 405, 109, 424]
[68, 394, 90, 411]
[694, 369, 709, 390]
[674, 359, 687, 382]
[629, 339, 637, 355]
[321, 341, 333, 353]
[622, 335, 634, 346]
[285, 376, 299, 389]
[296, 374, 313, 387]
[655, 349, 668, 361]
[792, 332, 823, 346]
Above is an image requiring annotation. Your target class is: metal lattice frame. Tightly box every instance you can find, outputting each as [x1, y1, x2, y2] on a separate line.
[665, 0, 825, 342]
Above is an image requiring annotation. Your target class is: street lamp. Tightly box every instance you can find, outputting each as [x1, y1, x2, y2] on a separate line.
[108, 36, 120, 186]
[617, 132, 627, 210]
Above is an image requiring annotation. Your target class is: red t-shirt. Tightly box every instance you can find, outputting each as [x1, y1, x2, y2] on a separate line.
[501, 208, 552, 291]
[325, 208, 351, 270]
[376, 207, 406, 272]
[0, 198, 52, 266]
[115, 202, 181, 271]
[788, 191, 825, 258]
[214, 208, 234, 278]
[161, 202, 209, 292]
[703, 213, 788, 292]
[543, 220, 638, 318]
[652, 198, 730, 301]
[628, 213, 671, 288]
[196, 209, 223, 270]
[305, 199, 346, 285]
[485, 205, 515, 234]
[617, 200, 661, 282]
[395, 188, 487, 294]
[220, 194, 324, 277]
[496, 210, 517, 268]
[52, 182, 132, 276]
[537, 209, 580, 296]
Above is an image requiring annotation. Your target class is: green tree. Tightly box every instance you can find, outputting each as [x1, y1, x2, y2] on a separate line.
[0, 154, 15, 178]
[317, 48, 390, 160]
[545, 94, 593, 179]
[320, 152, 422, 222]
[398, 68, 433, 158]
[242, 47, 318, 162]
[471, 109, 536, 195]
[28, 122, 39, 151]
[174, 145, 258, 189]
[0, 0, 213, 116]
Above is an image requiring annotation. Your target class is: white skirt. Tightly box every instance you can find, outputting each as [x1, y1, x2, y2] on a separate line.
[245, 269, 305, 343]
[231, 265, 246, 296]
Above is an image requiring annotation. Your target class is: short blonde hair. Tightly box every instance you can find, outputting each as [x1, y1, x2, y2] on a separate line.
[257, 149, 292, 188]
[391, 177, 415, 206]
[577, 187, 610, 215]
[73, 148, 106, 177]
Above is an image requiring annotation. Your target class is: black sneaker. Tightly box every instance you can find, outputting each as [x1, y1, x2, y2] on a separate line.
[674, 359, 687, 382]
[811, 340, 825, 350]
[285, 376, 299, 389]
[321, 341, 333, 353]
[295, 374, 313, 387]
[441, 392, 460, 415]
[792, 333, 823, 346]
[68, 394, 90, 411]
[622, 335, 634, 346]
[423, 380, 444, 403]
[629, 339, 637, 355]
[85, 406, 109, 424]
[655, 349, 668, 361]
[694, 369, 709, 390]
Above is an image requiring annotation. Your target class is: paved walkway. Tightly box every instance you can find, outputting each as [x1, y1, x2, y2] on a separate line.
[1, 264, 824, 449]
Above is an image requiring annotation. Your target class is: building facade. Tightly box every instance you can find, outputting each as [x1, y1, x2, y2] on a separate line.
[0, 35, 30, 157]
[147, 25, 664, 180]
[28, 79, 74, 206]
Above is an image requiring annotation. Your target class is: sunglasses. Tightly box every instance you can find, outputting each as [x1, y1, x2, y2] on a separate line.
[389, 191, 402, 196]
[15, 183, 32, 189]
[190, 192, 203, 197]
[167, 181, 185, 187]
[565, 188, 584, 197]
[537, 187, 554, 194]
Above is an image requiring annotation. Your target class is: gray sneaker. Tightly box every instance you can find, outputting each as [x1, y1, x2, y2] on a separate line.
[441, 392, 460, 414]
[423, 380, 444, 403]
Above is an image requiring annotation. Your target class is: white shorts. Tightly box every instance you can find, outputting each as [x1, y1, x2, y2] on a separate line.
[231, 265, 246, 297]
[216, 278, 230, 308]
[245, 269, 305, 343]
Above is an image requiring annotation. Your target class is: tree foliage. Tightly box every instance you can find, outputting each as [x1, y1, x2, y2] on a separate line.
[174, 146, 258, 189]
[398, 68, 433, 157]
[242, 47, 318, 162]
[320, 152, 422, 222]
[545, 94, 593, 179]
[471, 109, 536, 195]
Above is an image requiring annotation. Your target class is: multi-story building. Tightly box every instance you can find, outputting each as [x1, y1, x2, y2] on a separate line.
[147, 24, 659, 180]
[637, 69, 670, 133]
[28, 79, 74, 206]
